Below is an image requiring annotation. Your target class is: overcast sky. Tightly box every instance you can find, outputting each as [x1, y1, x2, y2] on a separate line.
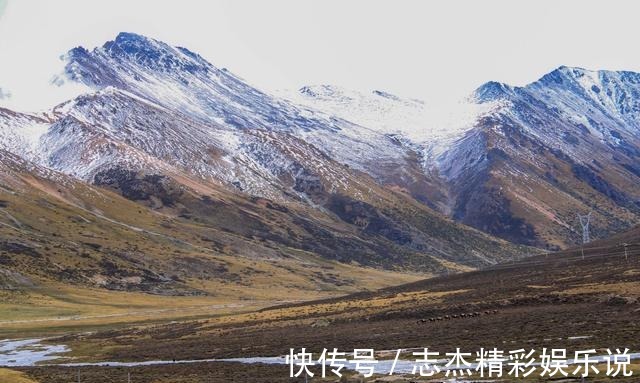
[1, 0, 639, 111]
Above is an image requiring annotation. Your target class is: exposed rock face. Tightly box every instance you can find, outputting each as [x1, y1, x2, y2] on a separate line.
[292, 67, 640, 248]
[3, 33, 639, 254]
[0, 33, 525, 288]
[437, 67, 640, 247]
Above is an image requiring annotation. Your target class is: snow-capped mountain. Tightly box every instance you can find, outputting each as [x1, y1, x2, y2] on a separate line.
[288, 68, 640, 248]
[0, 32, 519, 277]
[435, 67, 640, 247]
[420, 67, 640, 246]
[1, 32, 638, 251]
[63, 32, 333, 131]
[51, 33, 436, 197]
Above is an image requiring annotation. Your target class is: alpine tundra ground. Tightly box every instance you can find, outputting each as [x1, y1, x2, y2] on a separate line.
[1, 227, 637, 382]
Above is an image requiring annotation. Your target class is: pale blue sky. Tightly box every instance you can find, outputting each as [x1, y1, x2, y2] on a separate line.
[1, 0, 639, 111]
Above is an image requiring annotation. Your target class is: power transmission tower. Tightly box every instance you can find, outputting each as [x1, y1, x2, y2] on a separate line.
[622, 243, 629, 261]
[577, 212, 591, 244]
[577, 212, 591, 259]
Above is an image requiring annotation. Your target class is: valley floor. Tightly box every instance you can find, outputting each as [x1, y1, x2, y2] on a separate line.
[1, 240, 639, 382]
[0, 264, 421, 339]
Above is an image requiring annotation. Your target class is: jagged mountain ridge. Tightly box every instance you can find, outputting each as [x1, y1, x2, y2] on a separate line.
[57, 33, 439, 201]
[0, 32, 523, 292]
[64, 32, 331, 131]
[440, 66, 640, 247]
[53, 32, 466, 226]
[296, 67, 640, 248]
[3, 31, 638, 255]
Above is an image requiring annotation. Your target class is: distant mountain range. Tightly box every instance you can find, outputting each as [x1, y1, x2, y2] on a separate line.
[285, 67, 640, 249]
[0, 33, 526, 293]
[436, 67, 640, 247]
[1, 32, 639, 294]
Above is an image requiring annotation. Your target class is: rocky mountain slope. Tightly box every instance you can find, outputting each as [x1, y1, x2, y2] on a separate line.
[439, 67, 640, 248]
[293, 68, 640, 248]
[48, 33, 443, 204]
[0, 33, 524, 296]
[3, 31, 638, 295]
[0, 146, 422, 302]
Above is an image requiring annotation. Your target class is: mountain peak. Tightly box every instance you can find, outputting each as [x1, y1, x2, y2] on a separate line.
[66, 32, 214, 81]
[473, 81, 512, 102]
[536, 65, 590, 86]
[106, 32, 166, 52]
[535, 65, 640, 87]
[103, 32, 167, 59]
[114, 31, 150, 44]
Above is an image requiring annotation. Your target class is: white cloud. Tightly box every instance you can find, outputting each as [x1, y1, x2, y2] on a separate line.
[0, 87, 10, 100]
[0, 0, 639, 112]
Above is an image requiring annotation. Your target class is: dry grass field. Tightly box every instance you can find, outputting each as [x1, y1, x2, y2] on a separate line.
[0, 263, 420, 339]
[1, 236, 636, 382]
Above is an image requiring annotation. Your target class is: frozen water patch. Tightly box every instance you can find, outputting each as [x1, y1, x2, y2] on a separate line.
[0, 339, 69, 367]
[54, 355, 448, 374]
[2, 337, 637, 383]
[567, 335, 593, 341]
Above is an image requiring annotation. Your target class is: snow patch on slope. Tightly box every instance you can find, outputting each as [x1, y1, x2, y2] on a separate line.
[0, 109, 50, 161]
[279, 85, 493, 144]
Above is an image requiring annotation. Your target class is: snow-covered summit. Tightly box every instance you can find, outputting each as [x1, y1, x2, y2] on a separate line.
[1, 32, 639, 248]
[61, 33, 346, 133]
[0, 33, 418, 203]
